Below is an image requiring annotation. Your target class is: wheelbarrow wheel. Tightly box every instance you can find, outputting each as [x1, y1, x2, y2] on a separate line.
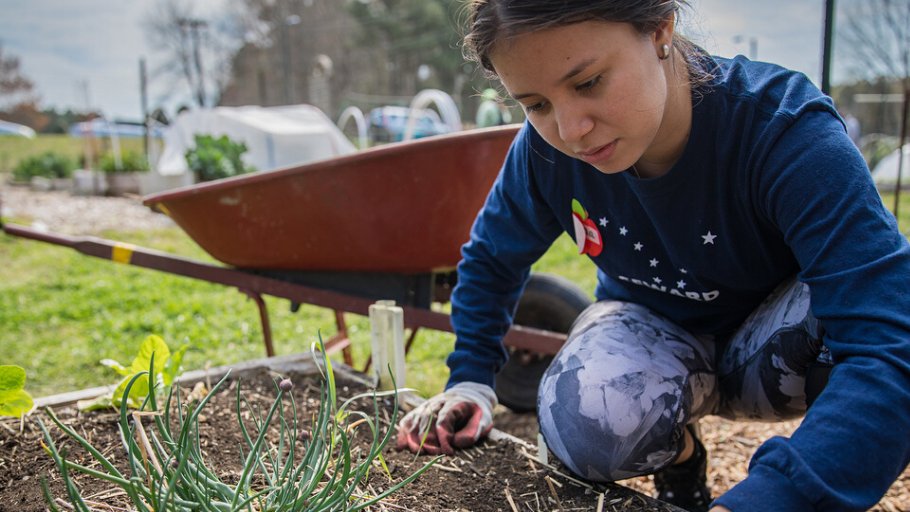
[495, 272, 592, 413]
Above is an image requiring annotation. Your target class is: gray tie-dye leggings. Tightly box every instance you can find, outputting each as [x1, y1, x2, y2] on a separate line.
[537, 278, 829, 482]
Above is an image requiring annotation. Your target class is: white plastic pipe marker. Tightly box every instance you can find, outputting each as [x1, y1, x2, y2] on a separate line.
[368, 300, 406, 390]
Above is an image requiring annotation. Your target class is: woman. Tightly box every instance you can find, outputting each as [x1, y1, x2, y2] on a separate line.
[396, 1, 910, 511]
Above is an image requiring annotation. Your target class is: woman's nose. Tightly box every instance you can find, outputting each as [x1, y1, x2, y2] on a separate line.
[556, 105, 594, 145]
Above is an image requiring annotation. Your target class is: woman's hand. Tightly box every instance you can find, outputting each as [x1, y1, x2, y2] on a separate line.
[396, 382, 497, 455]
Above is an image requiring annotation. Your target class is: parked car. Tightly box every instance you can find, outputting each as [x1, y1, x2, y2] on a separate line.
[368, 106, 451, 143]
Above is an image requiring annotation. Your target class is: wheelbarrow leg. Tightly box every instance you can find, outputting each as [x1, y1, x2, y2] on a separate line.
[324, 311, 354, 366]
[404, 326, 420, 355]
[245, 292, 356, 364]
[243, 291, 275, 358]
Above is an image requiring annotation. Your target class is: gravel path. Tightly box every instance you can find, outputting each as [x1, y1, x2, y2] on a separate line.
[2, 185, 908, 510]
[0, 185, 174, 234]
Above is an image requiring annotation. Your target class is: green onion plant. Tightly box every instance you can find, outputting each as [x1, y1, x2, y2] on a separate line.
[38, 336, 439, 511]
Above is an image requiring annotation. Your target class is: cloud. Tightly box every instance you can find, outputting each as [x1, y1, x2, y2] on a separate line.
[0, 0, 844, 119]
[0, 0, 227, 120]
[685, 0, 825, 82]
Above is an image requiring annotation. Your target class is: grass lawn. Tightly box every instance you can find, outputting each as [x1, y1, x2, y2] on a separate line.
[0, 212, 595, 399]
[4, 188, 909, 401]
[880, 191, 910, 234]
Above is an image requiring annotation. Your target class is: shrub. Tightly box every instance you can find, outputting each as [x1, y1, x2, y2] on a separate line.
[99, 150, 149, 174]
[11, 151, 75, 182]
[184, 134, 256, 182]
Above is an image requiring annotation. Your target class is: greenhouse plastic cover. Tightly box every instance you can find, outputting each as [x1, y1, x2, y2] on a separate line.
[156, 104, 356, 176]
[871, 144, 910, 187]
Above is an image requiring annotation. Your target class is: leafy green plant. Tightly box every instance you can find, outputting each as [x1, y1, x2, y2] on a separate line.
[39, 336, 439, 511]
[0, 365, 34, 419]
[184, 134, 256, 182]
[11, 151, 75, 182]
[77, 334, 188, 411]
[99, 150, 150, 174]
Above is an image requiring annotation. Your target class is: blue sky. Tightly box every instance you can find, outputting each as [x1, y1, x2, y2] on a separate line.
[0, 0, 847, 121]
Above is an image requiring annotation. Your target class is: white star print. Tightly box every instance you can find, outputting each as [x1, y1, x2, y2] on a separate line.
[649, 258, 659, 268]
[702, 231, 717, 245]
[619, 226, 628, 236]
[599, 217, 609, 227]
[653, 277, 662, 284]
[633, 242, 643, 251]
[680, 268, 688, 274]
[677, 280, 687, 289]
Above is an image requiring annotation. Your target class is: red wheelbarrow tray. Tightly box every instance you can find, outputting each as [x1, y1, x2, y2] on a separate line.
[143, 125, 520, 273]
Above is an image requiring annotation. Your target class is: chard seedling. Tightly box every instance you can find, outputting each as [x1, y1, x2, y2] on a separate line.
[0, 365, 34, 420]
[78, 334, 188, 411]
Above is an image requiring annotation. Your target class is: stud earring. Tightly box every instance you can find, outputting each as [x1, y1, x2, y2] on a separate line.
[660, 44, 671, 60]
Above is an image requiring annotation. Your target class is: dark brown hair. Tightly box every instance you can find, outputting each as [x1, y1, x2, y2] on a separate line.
[462, 0, 707, 83]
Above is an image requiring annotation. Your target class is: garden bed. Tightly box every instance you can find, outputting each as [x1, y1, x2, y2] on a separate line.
[0, 354, 682, 512]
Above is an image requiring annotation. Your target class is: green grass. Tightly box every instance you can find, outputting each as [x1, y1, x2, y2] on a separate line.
[0, 134, 146, 175]
[0, 212, 594, 399]
[9, 190, 906, 401]
[880, 191, 910, 236]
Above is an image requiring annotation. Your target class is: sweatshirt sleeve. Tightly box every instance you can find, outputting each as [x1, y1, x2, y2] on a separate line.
[714, 110, 910, 511]
[445, 126, 564, 388]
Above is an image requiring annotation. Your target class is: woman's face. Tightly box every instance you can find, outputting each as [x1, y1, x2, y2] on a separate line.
[489, 20, 677, 177]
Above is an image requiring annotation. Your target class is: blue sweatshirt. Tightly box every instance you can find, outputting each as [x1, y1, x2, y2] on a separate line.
[447, 55, 910, 511]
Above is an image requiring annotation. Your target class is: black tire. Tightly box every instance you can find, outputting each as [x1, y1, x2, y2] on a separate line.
[495, 272, 592, 412]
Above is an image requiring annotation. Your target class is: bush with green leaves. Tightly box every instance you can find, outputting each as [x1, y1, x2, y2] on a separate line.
[185, 134, 256, 182]
[39, 336, 437, 511]
[99, 150, 150, 174]
[11, 151, 75, 182]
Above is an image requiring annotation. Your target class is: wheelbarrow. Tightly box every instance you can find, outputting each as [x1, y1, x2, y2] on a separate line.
[2, 125, 591, 411]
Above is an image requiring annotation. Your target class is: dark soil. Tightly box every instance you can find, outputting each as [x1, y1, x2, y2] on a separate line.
[0, 369, 680, 512]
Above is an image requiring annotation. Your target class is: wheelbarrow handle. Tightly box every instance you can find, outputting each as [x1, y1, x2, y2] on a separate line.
[2, 223, 567, 357]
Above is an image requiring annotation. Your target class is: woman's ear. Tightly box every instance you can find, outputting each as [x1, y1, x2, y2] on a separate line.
[652, 12, 676, 54]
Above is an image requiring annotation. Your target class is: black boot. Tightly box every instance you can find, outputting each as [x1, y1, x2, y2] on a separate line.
[653, 424, 712, 512]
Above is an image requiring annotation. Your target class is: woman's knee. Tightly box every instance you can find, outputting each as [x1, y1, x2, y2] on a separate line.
[718, 279, 828, 420]
[536, 301, 715, 481]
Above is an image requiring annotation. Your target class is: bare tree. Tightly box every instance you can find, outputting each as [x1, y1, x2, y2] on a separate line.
[839, 0, 910, 215]
[143, 0, 244, 110]
[0, 43, 36, 108]
[220, 0, 370, 114]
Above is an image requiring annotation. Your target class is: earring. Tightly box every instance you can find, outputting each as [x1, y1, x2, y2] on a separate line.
[660, 44, 671, 60]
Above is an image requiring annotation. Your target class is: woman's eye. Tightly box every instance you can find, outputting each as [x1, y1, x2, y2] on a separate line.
[577, 75, 602, 92]
[524, 101, 547, 113]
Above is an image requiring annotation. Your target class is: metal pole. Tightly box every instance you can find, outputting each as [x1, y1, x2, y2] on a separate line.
[894, 89, 908, 220]
[139, 58, 149, 160]
[821, 0, 835, 95]
[189, 20, 207, 106]
[281, 20, 292, 105]
[280, 10, 301, 105]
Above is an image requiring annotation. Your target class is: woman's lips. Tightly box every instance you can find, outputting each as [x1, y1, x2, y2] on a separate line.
[576, 140, 617, 165]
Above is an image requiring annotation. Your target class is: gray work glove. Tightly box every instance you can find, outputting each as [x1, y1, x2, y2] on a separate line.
[395, 382, 497, 455]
